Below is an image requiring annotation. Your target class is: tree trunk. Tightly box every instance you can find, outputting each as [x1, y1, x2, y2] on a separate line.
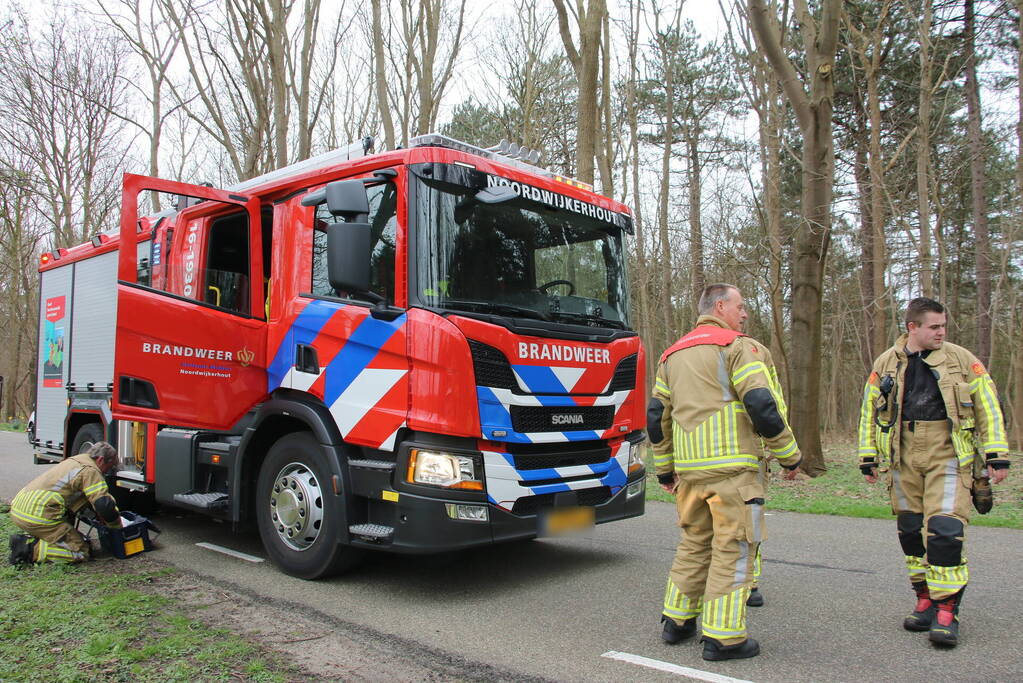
[964, 0, 992, 365]
[372, 0, 396, 149]
[687, 133, 705, 309]
[1014, 0, 1023, 449]
[748, 0, 841, 477]
[917, 0, 934, 296]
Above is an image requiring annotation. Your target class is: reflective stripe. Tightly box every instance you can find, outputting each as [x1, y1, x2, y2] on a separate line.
[716, 353, 734, 402]
[734, 540, 750, 584]
[49, 467, 83, 494]
[83, 480, 108, 497]
[891, 468, 909, 511]
[674, 455, 759, 471]
[927, 563, 969, 593]
[654, 377, 671, 397]
[749, 504, 763, 542]
[731, 361, 767, 385]
[663, 579, 701, 620]
[970, 374, 1008, 452]
[769, 439, 798, 458]
[950, 429, 975, 465]
[11, 489, 64, 526]
[701, 587, 749, 639]
[857, 383, 880, 460]
[905, 555, 926, 579]
[941, 457, 958, 514]
[653, 451, 672, 468]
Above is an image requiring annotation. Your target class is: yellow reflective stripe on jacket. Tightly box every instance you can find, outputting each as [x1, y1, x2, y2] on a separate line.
[730, 361, 767, 385]
[857, 383, 879, 460]
[670, 403, 758, 471]
[10, 489, 64, 526]
[950, 430, 976, 465]
[83, 480, 108, 497]
[653, 451, 673, 469]
[766, 366, 788, 418]
[654, 377, 671, 397]
[768, 438, 798, 459]
[969, 374, 1009, 452]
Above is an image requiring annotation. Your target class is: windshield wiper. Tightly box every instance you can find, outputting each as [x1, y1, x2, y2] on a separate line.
[442, 299, 552, 322]
[548, 311, 625, 330]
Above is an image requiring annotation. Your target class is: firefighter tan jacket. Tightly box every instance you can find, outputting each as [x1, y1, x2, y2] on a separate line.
[10, 453, 120, 528]
[857, 335, 1009, 470]
[650, 315, 801, 479]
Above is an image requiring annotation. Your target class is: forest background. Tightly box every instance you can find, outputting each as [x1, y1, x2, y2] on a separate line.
[2, 0, 1022, 476]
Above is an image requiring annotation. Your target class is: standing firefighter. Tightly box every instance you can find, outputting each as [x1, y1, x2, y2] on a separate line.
[649, 284, 801, 661]
[8, 441, 122, 565]
[858, 297, 1009, 646]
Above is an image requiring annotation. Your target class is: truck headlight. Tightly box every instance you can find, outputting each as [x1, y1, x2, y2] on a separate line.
[407, 449, 483, 491]
[627, 443, 643, 474]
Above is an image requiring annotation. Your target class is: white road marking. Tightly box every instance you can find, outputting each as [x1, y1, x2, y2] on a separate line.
[601, 651, 755, 683]
[195, 542, 264, 563]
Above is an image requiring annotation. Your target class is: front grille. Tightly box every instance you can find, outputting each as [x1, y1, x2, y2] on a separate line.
[511, 486, 613, 516]
[511, 444, 611, 470]
[609, 354, 638, 392]
[510, 405, 614, 433]
[468, 340, 517, 389]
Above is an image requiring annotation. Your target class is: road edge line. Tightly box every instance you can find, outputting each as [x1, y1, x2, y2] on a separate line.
[601, 650, 755, 683]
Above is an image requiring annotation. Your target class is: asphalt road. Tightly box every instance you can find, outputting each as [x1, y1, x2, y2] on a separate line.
[3, 429, 1022, 682]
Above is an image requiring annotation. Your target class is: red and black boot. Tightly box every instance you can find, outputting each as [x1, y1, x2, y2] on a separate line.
[928, 590, 963, 646]
[903, 581, 934, 632]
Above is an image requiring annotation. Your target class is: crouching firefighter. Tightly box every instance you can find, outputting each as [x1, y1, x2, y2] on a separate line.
[858, 297, 1009, 647]
[8, 441, 123, 565]
[649, 284, 802, 662]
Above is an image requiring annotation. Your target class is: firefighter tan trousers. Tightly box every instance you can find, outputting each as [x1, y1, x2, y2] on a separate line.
[663, 469, 764, 644]
[890, 420, 972, 600]
[11, 491, 90, 564]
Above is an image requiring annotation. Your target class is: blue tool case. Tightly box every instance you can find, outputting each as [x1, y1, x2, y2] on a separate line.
[84, 511, 160, 559]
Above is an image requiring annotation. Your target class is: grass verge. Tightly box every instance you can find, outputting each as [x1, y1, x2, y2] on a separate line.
[0, 507, 300, 683]
[0, 421, 27, 432]
[644, 440, 1023, 530]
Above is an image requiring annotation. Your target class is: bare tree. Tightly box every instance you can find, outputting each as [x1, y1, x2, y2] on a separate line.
[963, 0, 993, 366]
[553, 0, 608, 184]
[0, 9, 130, 247]
[96, 0, 183, 211]
[747, 0, 841, 476]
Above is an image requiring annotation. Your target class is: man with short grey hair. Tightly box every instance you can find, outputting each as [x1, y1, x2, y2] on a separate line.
[8, 440, 123, 565]
[649, 284, 800, 660]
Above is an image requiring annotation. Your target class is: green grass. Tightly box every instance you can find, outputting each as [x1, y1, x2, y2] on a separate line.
[644, 441, 1023, 529]
[0, 508, 298, 683]
[0, 420, 27, 432]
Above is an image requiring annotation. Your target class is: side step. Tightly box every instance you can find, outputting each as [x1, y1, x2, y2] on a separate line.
[34, 451, 63, 464]
[173, 492, 230, 514]
[348, 523, 394, 543]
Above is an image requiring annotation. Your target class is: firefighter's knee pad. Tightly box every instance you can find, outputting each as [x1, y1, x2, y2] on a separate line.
[926, 515, 964, 566]
[897, 512, 925, 557]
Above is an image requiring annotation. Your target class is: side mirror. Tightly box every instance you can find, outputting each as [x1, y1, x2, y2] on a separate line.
[327, 221, 372, 295]
[301, 179, 370, 221]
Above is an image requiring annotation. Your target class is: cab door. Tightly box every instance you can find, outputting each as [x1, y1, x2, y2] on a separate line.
[112, 173, 268, 431]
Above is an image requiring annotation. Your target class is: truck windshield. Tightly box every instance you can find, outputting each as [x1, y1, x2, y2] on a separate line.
[412, 164, 631, 329]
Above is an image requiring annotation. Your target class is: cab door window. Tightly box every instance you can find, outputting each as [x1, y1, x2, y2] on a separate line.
[310, 181, 397, 304]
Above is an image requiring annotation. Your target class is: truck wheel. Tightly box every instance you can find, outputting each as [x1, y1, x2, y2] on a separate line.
[256, 432, 363, 579]
[70, 423, 104, 457]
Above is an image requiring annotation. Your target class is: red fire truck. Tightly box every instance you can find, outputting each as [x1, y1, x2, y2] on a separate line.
[30, 134, 647, 578]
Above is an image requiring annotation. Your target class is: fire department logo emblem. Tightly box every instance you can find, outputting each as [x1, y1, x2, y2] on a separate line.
[971, 362, 985, 376]
[237, 347, 255, 367]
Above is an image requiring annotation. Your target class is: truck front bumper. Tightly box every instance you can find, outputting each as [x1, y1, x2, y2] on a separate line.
[360, 475, 646, 554]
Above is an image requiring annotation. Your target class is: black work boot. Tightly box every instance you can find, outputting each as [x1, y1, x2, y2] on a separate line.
[903, 581, 934, 631]
[702, 636, 761, 661]
[746, 587, 764, 607]
[929, 591, 963, 647]
[8, 534, 35, 566]
[661, 615, 697, 644]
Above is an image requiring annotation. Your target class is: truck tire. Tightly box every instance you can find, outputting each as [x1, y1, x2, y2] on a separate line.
[70, 422, 104, 457]
[256, 432, 363, 579]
